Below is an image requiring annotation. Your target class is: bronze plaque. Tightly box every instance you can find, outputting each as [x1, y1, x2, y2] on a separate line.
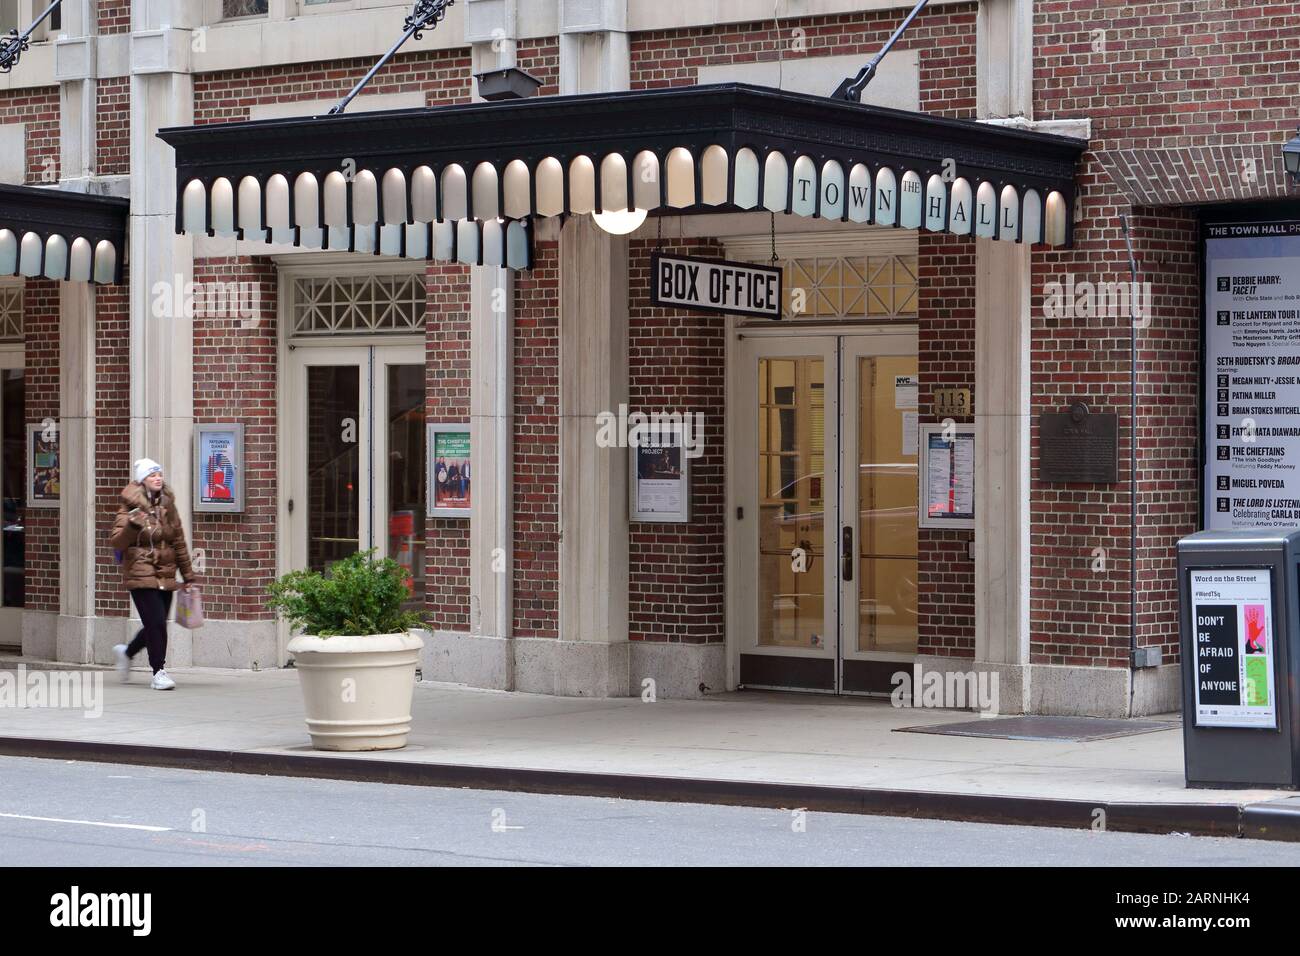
[1039, 402, 1119, 483]
[934, 387, 972, 418]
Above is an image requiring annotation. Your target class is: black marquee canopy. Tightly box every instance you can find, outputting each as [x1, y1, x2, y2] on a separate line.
[158, 83, 1086, 271]
[0, 183, 128, 285]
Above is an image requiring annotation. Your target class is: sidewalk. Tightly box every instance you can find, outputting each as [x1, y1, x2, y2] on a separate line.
[3, 659, 1300, 841]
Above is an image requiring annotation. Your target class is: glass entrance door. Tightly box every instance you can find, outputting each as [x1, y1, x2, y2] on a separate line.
[734, 331, 919, 694]
[0, 348, 22, 648]
[286, 344, 426, 600]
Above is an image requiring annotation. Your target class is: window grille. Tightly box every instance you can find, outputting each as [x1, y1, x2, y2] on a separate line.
[289, 274, 426, 337]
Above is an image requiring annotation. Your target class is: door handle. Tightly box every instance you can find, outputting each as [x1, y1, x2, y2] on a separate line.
[841, 525, 853, 582]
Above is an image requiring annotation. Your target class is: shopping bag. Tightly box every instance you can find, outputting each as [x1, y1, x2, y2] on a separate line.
[177, 586, 205, 629]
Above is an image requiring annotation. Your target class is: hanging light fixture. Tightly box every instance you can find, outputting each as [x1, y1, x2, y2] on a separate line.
[592, 208, 649, 235]
[1283, 127, 1300, 184]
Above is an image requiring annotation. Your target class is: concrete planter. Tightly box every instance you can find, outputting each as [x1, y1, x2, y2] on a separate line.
[285, 631, 425, 751]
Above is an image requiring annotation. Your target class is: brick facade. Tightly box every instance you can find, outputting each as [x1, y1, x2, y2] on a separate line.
[95, 77, 131, 178]
[627, 238, 726, 646]
[512, 241, 560, 639]
[18, 2, 1297, 702]
[190, 257, 278, 620]
[22, 279, 58, 615]
[94, 277, 131, 617]
[629, 3, 977, 120]
[0, 86, 59, 185]
[916, 233, 976, 658]
[424, 261, 471, 630]
[96, 0, 131, 35]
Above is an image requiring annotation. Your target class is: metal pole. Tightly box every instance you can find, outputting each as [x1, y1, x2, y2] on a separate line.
[1120, 214, 1140, 711]
[832, 0, 930, 101]
[328, 0, 454, 115]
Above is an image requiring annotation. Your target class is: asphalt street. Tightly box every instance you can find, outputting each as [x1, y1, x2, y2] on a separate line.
[0, 755, 1297, 866]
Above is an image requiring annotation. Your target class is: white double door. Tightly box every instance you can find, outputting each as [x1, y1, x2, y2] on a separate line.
[283, 342, 427, 592]
[732, 329, 920, 694]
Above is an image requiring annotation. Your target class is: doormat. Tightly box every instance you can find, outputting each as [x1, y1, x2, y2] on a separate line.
[896, 715, 1180, 742]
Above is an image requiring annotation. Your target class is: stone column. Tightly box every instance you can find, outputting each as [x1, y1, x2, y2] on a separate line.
[37, 1, 100, 662]
[53, 282, 98, 661]
[511, 0, 632, 696]
[126, 1, 197, 665]
[546, 214, 629, 695]
[973, 239, 1032, 711]
[972, 0, 1034, 712]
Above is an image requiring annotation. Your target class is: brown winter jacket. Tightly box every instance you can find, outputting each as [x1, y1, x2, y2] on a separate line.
[109, 482, 197, 591]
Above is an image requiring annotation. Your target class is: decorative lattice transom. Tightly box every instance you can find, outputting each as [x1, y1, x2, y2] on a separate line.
[781, 255, 918, 319]
[0, 286, 22, 342]
[290, 274, 426, 337]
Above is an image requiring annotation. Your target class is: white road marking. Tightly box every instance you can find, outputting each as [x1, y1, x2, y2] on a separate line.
[0, 811, 171, 832]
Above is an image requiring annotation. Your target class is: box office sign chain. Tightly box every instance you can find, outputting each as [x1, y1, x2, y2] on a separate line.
[650, 253, 783, 320]
[1189, 567, 1278, 729]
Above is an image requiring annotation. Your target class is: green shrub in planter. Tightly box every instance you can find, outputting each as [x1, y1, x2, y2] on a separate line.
[266, 549, 428, 637]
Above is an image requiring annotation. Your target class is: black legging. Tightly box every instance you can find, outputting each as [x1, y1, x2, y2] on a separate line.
[127, 588, 174, 674]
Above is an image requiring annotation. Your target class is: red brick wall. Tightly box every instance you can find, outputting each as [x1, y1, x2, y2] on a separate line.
[627, 238, 725, 645]
[1030, 237, 1134, 667]
[97, 0, 131, 34]
[512, 240, 559, 639]
[515, 37, 561, 97]
[1025, 0, 1297, 668]
[95, 277, 131, 616]
[193, 51, 474, 125]
[191, 258, 278, 620]
[23, 279, 58, 614]
[0, 87, 59, 184]
[917, 232, 976, 657]
[191, 36, 560, 126]
[96, 77, 131, 178]
[424, 262, 471, 630]
[1036, 1, 1300, 149]
[629, 3, 977, 119]
[1132, 206, 1200, 663]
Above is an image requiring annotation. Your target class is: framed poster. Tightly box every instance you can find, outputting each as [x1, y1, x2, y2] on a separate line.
[27, 423, 59, 508]
[629, 423, 690, 523]
[427, 422, 471, 518]
[1188, 567, 1278, 729]
[193, 422, 245, 513]
[1200, 203, 1300, 530]
[917, 423, 974, 529]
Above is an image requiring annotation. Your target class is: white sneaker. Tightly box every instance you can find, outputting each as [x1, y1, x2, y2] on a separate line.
[150, 670, 176, 691]
[113, 644, 130, 683]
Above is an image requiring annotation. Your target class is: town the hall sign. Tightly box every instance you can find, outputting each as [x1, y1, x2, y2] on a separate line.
[651, 253, 783, 319]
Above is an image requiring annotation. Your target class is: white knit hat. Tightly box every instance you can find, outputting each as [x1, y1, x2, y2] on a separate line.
[133, 458, 163, 484]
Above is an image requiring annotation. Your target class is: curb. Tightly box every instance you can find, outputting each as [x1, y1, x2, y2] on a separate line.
[0, 734, 1277, 839]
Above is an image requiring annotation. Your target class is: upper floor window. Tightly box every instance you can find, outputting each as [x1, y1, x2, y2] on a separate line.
[0, 1, 60, 37]
[222, 0, 268, 18]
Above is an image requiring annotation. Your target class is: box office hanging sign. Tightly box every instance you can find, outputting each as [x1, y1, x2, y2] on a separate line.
[650, 253, 783, 320]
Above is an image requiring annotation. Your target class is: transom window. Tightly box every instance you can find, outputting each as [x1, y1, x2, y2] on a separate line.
[0, 285, 21, 343]
[781, 255, 918, 319]
[289, 273, 426, 337]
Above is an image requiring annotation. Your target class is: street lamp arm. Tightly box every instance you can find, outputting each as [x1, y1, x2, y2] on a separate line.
[0, 0, 62, 75]
[328, 0, 456, 116]
[831, 0, 929, 101]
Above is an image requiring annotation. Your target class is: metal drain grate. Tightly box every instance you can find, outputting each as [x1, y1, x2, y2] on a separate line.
[896, 715, 1180, 742]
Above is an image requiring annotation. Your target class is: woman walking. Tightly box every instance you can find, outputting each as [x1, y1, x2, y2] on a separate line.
[110, 458, 199, 690]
